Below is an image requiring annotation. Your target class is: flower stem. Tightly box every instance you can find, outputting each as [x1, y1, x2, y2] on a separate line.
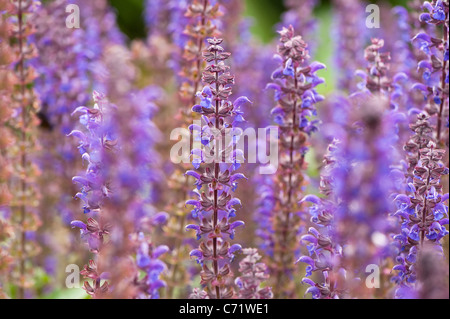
[212, 50, 221, 300]
[275, 70, 299, 298]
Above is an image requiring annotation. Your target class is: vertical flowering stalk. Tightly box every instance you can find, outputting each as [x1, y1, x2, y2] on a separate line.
[355, 38, 410, 117]
[391, 6, 415, 76]
[403, 113, 435, 182]
[297, 140, 347, 299]
[179, 0, 221, 106]
[132, 229, 169, 299]
[73, 0, 125, 95]
[392, 2, 449, 298]
[332, 0, 367, 93]
[356, 38, 393, 96]
[7, 0, 41, 299]
[164, 0, 221, 298]
[253, 176, 276, 261]
[30, 0, 92, 287]
[32, 0, 90, 135]
[234, 248, 273, 299]
[186, 37, 250, 299]
[71, 89, 169, 299]
[70, 92, 114, 298]
[227, 15, 278, 253]
[166, 0, 189, 75]
[392, 138, 449, 298]
[265, 25, 325, 298]
[101, 89, 168, 299]
[280, 0, 318, 57]
[414, 0, 449, 146]
[391, 5, 432, 123]
[0, 2, 14, 210]
[30, 0, 126, 233]
[0, 0, 15, 298]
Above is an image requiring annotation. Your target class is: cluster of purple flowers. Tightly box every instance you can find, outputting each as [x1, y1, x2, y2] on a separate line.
[258, 25, 325, 298]
[235, 248, 273, 299]
[332, 0, 367, 93]
[32, 0, 89, 136]
[392, 112, 449, 298]
[70, 88, 169, 298]
[297, 140, 346, 299]
[390, 0, 449, 299]
[413, 1, 449, 145]
[69, 92, 115, 296]
[185, 37, 250, 299]
[133, 231, 169, 299]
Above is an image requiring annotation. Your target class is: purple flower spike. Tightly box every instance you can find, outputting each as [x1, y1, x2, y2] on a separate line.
[261, 24, 326, 298]
[234, 248, 273, 299]
[184, 35, 249, 299]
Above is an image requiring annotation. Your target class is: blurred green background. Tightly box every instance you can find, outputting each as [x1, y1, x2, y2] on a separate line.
[108, 0, 410, 43]
[107, 0, 412, 96]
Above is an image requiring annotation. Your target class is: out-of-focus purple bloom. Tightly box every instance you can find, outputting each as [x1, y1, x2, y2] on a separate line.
[144, 0, 166, 37]
[72, 0, 125, 95]
[332, 0, 367, 93]
[325, 96, 400, 298]
[234, 248, 273, 299]
[356, 39, 394, 96]
[278, 0, 318, 58]
[32, 0, 90, 135]
[420, 0, 448, 23]
[297, 140, 346, 299]
[411, 1, 449, 144]
[69, 87, 167, 298]
[133, 232, 169, 299]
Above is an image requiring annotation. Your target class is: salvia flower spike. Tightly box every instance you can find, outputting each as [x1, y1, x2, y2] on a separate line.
[264, 25, 325, 298]
[163, 0, 222, 298]
[7, 0, 42, 299]
[185, 36, 250, 299]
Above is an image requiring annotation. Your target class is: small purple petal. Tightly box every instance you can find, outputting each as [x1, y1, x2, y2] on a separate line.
[230, 173, 247, 183]
[296, 255, 315, 266]
[230, 220, 245, 230]
[70, 220, 87, 230]
[186, 170, 201, 180]
[72, 176, 90, 186]
[233, 96, 252, 108]
[300, 194, 321, 205]
[189, 249, 203, 258]
[310, 61, 326, 73]
[151, 212, 169, 225]
[229, 244, 242, 254]
[153, 245, 169, 259]
[301, 277, 316, 287]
